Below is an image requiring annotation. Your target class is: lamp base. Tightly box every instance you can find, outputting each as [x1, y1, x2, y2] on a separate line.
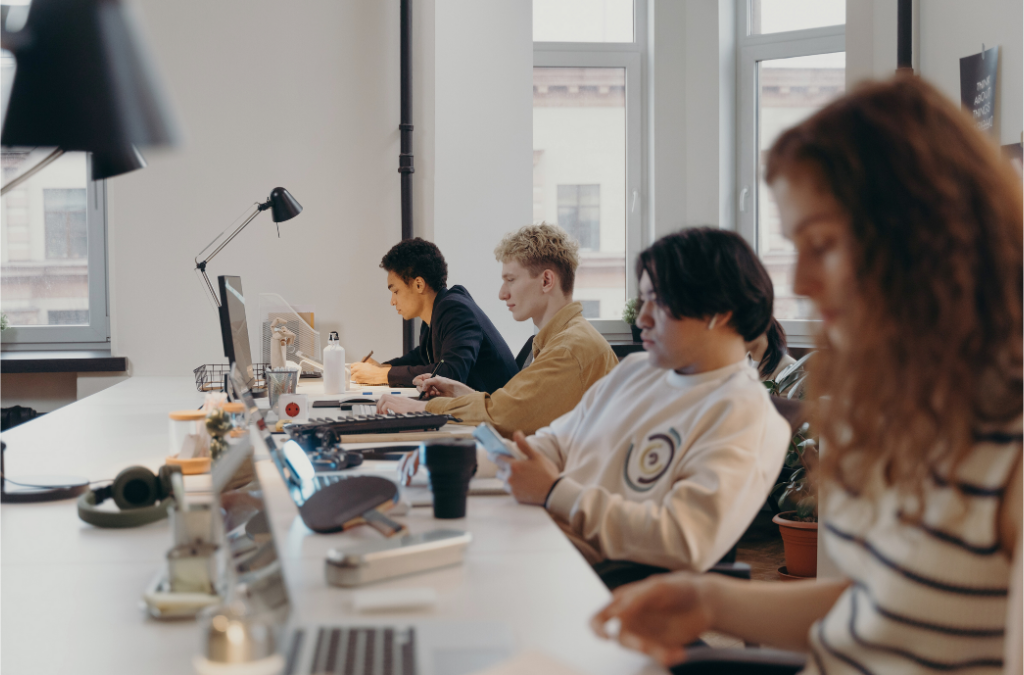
[1, 475, 90, 503]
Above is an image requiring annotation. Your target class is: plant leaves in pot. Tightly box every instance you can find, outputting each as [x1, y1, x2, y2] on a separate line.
[622, 297, 642, 342]
[771, 442, 819, 578]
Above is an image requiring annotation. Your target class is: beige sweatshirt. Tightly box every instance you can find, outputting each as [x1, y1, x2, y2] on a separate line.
[424, 302, 619, 437]
[528, 353, 790, 571]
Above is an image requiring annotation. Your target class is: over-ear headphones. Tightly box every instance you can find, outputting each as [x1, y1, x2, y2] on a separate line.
[77, 464, 181, 528]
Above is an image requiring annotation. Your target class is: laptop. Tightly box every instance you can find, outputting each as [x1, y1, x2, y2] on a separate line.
[227, 364, 516, 675]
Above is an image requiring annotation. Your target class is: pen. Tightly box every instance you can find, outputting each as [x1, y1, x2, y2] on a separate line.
[360, 350, 374, 363]
[418, 359, 445, 400]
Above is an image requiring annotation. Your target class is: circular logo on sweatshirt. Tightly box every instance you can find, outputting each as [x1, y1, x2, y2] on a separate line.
[623, 428, 680, 492]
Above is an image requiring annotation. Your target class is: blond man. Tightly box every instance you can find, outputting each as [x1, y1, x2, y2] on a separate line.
[376, 224, 618, 437]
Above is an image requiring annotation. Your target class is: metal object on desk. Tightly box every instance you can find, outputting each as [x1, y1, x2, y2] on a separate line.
[325, 529, 472, 587]
[167, 542, 219, 594]
[194, 601, 285, 675]
[266, 369, 298, 412]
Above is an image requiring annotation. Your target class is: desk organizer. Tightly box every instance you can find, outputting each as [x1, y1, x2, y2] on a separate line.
[194, 363, 268, 392]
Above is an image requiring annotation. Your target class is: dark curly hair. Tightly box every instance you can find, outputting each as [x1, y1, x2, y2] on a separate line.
[636, 227, 774, 342]
[379, 238, 448, 292]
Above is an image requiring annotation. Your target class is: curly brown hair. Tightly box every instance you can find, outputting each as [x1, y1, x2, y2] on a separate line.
[766, 75, 1023, 498]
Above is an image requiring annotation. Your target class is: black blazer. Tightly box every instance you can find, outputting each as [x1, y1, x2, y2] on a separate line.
[384, 285, 518, 394]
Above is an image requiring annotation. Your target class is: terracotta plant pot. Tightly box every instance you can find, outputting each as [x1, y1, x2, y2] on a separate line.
[773, 511, 818, 578]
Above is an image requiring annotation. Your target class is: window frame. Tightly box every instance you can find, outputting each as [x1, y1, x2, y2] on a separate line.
[736, 0, 844, 347]
[533, 0, 646, 338]
[1, 153, 110, 348]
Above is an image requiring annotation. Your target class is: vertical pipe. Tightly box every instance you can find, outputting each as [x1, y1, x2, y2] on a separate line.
[399, 0, 416, 353]
[897, 0, 913, 72]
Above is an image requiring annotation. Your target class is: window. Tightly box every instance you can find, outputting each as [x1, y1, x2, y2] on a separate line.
[557, 184, 601, 250]
[44, 188, 88, 260]
[1, 148, 109, 343]
[580, 300, 601, 319]
[533, 0, 644, 329]
[737, 0, 845, 343]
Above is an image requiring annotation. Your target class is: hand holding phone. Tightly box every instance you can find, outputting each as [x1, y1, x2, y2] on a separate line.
[472, 423, 525, 461]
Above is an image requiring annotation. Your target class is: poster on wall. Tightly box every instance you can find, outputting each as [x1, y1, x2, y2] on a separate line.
[959, 45, 999, 134]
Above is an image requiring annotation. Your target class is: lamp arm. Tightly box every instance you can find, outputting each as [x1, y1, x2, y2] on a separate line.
[0, 148, 65, 196]
[194, 204, 262, 268]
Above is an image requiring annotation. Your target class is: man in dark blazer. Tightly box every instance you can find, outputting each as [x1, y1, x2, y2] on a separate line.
[349, 238, 518, 393]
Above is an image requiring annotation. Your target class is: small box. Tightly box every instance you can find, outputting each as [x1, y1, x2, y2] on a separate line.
[325, 529, 471, 587]
[277, 393, 309, 423]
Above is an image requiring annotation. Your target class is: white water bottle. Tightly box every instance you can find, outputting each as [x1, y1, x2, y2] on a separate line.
[323, 331, 346, 394]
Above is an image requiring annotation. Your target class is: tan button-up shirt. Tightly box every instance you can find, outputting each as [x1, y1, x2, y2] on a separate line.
[424, 302, 619, 437]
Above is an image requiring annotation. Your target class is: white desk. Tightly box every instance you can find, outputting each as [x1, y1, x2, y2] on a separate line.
[0, 377, 661, 675]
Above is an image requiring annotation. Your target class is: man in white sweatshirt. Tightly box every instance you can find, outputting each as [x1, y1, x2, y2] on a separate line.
[494, 228, 791, 574]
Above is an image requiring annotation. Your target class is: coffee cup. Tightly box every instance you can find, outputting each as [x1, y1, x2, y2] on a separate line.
[420, 439, 477, 519]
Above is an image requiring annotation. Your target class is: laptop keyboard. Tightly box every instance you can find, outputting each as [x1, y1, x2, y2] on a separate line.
[285, 626, 416, 675]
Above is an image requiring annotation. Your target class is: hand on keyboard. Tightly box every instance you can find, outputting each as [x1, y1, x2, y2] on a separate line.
[376, 394, 428, 415]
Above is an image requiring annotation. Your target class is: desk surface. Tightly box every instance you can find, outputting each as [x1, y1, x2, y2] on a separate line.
[0, 376, 660, 675]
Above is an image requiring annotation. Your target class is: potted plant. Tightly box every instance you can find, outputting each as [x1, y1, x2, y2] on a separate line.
[622, 297, 642, 342]
[772, 436, 818, 578]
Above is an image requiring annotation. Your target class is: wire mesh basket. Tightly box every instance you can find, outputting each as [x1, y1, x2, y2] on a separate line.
[193, 363, 267, 392]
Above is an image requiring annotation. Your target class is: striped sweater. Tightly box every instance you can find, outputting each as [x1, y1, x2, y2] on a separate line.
[805, 425, 1021, 674]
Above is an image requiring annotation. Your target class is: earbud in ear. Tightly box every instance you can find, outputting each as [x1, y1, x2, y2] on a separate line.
[707, 315, 719, 330]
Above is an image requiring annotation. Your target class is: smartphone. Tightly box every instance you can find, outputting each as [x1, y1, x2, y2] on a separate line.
[472, 422, 524, 459]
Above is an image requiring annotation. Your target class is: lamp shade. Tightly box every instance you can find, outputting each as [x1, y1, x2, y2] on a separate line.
[1, 0, 179, 152]
[91, 145, 147, 180]
[268, 187, 303, 223]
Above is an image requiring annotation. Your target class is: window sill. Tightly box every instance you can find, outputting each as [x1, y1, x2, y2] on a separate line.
[0, 350, 127, 374]
[606, 339, 645, 360]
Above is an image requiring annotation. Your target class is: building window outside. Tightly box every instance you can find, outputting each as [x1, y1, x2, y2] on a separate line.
[557, 184, 600, 250]
[44, 188, 88, 260]
[533, 0, 644, 328]
[1, 147, 108, 339]
[580, 300, 601, 319]
[737, 0, 844, 340]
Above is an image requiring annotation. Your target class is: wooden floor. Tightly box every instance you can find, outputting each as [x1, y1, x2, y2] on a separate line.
[736, 509, 789, 581]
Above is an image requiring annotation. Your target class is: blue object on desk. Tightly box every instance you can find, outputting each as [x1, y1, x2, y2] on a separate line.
[363, 392, 372, 395]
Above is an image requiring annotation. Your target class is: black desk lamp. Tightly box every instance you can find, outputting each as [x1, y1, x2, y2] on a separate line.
[0, 0, 178, 192]
[194, 188, 303, 308]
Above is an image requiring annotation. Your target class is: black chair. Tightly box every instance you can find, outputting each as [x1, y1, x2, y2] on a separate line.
[595, 547, 749, 591]
[669, 647, 806, 675]
[515, 336, 535, 371]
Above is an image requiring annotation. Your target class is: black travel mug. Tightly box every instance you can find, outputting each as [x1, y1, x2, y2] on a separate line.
[421, 439, 477, 519]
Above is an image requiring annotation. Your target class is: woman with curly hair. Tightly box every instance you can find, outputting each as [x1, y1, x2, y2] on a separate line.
[592, 75, 1022, 674]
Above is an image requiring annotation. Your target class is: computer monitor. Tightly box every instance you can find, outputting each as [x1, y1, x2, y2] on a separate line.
[218, 275, 257, 391]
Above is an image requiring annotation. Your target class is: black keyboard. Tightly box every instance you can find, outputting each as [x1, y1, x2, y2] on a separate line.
[285, 626, 416, 675]
[286, 411, 458, 451]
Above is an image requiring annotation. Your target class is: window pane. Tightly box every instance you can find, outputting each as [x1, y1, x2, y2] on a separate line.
[534, 67, 626, 321]
[1, 151, 91, 326]
[533, 0, 634, 43]
[751, 0, 845, 35]
[757, 52, 845, 321]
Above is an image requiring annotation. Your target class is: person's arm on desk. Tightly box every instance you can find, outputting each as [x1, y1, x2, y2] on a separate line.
[351, 357, 390, 385]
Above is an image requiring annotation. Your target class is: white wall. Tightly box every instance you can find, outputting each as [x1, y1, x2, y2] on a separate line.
[108, 0, 405, 376]
[649, 0, 736, 240]
[847, 0, 1022, 146]
[432, 0, 534, 353]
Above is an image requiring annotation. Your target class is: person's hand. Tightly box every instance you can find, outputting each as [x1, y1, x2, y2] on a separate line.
[350, 361, 390, 385]
[590, 573, 715, 667]
[376, 394, 428, 415]
[397, 450, 420, 486]
[494, 431, 561, 505]
[412, 374, 476, 399]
